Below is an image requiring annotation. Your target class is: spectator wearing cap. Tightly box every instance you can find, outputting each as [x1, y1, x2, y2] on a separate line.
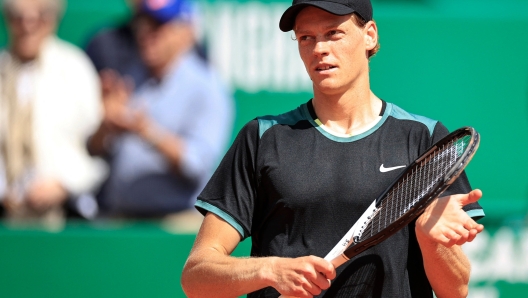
[88, 0, 234, 220]
[0, 0, 107, 223]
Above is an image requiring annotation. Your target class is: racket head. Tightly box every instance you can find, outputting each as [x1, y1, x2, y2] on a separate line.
[341, 126, 480, 260]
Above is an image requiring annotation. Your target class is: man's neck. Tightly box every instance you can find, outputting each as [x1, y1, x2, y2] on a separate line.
[312, 83, 383, 136]
[149, 49, 187, 81]
[9, 49, 38, 65]
[149, 60, 173, 81]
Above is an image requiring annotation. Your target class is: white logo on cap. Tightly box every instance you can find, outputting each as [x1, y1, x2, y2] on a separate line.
[147, 0, 173, 10]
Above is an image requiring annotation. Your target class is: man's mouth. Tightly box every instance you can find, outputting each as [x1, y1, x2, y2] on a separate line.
[316, 65, 337, 71]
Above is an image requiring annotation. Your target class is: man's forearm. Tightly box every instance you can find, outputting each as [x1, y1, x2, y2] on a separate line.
[137, 123, 187, 174]
[417, 235, 470, 298]
[182, 213, 335, 297]
[181, 249, 275, 298]
[87, 124, 114, 157]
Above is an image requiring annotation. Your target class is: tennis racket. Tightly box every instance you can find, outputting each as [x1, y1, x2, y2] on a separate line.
[280, 126, 480, 297]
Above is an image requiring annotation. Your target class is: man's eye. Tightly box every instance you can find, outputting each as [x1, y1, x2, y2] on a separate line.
[299, 35, 312, 41]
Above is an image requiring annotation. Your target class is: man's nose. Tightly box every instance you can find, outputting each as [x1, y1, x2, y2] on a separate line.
[313, 39, 330, 57]
[19, 14, 41, 33]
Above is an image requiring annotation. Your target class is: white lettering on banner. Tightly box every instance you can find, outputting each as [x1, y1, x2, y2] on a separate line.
[463, 227, 528, 285]
[467, 287, 499, 298]
[202, 2, 312, 92]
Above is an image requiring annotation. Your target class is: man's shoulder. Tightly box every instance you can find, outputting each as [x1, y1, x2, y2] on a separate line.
[175, 51, 212, 79]
[385, 102, 438, 137]
[165, 51, 225, 93]
[42, 36, 97, 73]
[256, 103, 309, 138]
[44, 36, 85, 57]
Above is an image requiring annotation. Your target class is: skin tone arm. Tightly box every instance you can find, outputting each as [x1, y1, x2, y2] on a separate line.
[181, 213, 336, 298]
[87, 70, 186, 172]
[415, 189, 484, 298]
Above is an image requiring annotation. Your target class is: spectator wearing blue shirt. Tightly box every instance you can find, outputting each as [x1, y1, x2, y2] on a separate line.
[88, 0, 234, 219]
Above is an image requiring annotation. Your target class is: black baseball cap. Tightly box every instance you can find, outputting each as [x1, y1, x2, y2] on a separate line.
[279, 0, 373, 32]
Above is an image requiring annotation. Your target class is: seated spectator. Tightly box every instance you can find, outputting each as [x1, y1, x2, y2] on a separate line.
[88, 0, 234, 220]
[0, 0, 107, 224]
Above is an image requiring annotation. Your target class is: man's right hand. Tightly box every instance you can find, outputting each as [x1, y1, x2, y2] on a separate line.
[268, 255, 335, 298]
[99, 69, 135, 133]
[182, 213, 336, 298]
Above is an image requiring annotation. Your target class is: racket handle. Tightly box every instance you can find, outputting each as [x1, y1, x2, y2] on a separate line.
[277, 256, 343, 298]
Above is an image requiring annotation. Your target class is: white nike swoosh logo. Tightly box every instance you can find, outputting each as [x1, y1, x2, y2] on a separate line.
[379, 164, 406, 173]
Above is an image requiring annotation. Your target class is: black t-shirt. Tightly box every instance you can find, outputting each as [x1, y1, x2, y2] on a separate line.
[196, 100, 484, 297]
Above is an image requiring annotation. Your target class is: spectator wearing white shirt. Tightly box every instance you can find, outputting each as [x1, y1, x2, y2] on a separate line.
[0, 0, 107, 223]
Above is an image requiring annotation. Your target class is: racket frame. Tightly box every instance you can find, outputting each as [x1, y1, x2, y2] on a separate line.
[325, 126, 480, 267]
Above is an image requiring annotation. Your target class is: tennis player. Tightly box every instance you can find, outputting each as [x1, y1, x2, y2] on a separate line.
[181, 0, 485, 297]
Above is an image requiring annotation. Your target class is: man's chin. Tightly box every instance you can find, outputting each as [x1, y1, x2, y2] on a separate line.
[314, 80, 345, 95]
[141, 57, 160, 69]
[13, 49, 39, 62]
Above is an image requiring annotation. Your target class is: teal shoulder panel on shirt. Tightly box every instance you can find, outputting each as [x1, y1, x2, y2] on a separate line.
[388, 103, 438, 137]
[257, 105, 307, 138]
[195, 200, 247, 239]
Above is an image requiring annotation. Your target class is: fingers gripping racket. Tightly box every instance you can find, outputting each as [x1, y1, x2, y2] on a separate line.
[280, 126, 480, 297]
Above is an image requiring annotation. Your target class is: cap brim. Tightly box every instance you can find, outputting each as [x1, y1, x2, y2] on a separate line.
[279, 1, 355, 32]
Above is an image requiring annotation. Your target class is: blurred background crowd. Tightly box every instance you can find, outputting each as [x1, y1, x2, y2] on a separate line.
[0, 0, 234, 229]
[0, 0, 527, 297]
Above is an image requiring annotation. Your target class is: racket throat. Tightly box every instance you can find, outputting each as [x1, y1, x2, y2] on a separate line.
[324, 201, 377, 262]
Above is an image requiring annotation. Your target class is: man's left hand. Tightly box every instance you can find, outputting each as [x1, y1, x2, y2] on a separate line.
[415, 189, 484, 247]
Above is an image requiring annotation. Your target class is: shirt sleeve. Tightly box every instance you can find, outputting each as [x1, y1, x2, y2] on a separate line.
[195, 120, 260, 239]
[431, 122, 485, 221]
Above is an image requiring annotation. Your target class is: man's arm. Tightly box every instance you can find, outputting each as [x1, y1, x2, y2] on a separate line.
[415, 189, 484, 298]
[86, 70, 186, 170]
[181, 212, 336, 298]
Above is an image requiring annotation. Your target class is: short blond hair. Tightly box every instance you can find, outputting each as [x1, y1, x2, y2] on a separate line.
[352, 13, 380, 59]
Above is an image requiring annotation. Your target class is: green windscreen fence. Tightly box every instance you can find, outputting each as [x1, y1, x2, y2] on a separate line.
[0, 0, 527, 297]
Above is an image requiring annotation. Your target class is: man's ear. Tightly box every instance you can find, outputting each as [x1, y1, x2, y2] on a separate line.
[364, 21, 378, 51]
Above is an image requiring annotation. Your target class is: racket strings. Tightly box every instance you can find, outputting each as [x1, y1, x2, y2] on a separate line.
[357, 135, 470, 242]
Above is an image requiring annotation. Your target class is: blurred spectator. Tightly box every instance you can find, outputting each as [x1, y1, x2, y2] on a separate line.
[0, 0, 107, 224]
[84, 0, 209, 90]
[85, 0, 149, 89]
[88, 0, 234, 220]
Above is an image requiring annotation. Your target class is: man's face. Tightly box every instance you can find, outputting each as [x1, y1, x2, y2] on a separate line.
[134, 15, 189, 72]
[294, 7, 373, 96]
[5, 0, 55, 62]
